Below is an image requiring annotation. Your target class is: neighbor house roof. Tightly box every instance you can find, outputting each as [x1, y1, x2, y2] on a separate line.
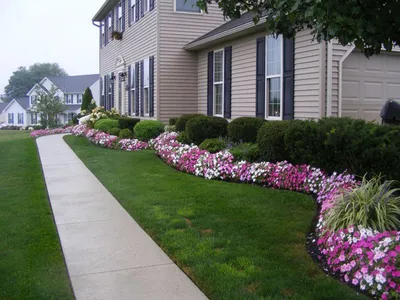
[92, 0, 119, 21]
[15, 97, 30, 110]
[185, 11, 268, 51]
[0, 102, 7, 113]
[47, 74, 99, 94]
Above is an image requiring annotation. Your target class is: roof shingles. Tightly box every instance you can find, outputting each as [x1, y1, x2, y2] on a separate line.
[47, 74, 99, 94]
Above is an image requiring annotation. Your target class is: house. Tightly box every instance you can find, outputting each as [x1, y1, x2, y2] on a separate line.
[92, 1, 400, 123]
[1, 74, 100, 127]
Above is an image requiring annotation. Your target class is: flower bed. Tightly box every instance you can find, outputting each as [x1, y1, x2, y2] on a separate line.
[31, 125, 400, 299]
[30, 127, 73, 138]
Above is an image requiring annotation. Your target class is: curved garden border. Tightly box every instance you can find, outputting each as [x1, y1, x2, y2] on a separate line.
[32, 125, 400, 299]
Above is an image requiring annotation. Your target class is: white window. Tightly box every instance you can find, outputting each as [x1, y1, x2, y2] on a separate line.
[213, 50, 224, 116]
[131, 65, 136, 115]
[108, 13, 113, 39]
[8, 113, 13, 124]
[117, 2, 123, 32]
[65, 94, 73, 104]
[175, 0, 201, 13]
[78, 94, 83, 104]
[31, 113, 38, 124]
[68, 113, 75, 122]
[18, 113, 23, 124]
[130, 0, 136, 23]
[31, 95, 37, 105]
[143, 59, 150, 116]
[265, 35, 283, 119]
[142, 0, 149, 13]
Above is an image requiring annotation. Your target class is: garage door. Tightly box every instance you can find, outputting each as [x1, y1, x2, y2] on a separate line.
[342, 51, 400, 122]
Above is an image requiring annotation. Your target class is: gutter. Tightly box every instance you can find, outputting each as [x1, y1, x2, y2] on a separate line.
[184, 16, 267, 51]
[338, 45, 355, 117]
[326, 42, 333, 116]
[92, 20, 100, 28]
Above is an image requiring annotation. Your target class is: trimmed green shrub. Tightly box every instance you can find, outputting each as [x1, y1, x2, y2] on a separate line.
[94, 119, 119, 133]
[228, 117, 265, 143]
[185, 116, 228, 145]
[81, 87, 95, 112]
[257, 121, 290, 162]
[199, 138, 227, 153]
[177, 131, 190, 144]
[164, 125, 176, 132]
[229, 143, 260, 162]
[325, 175, 400, 232]
[118, 117, 140, 131]
[109, 127, 121, 136]
[72, 115, 79, 124]
[119, 128, 133, 139]
[134, 120, 164, 141]
[175, 114, 204, 132]
[169, 117, 178, 126]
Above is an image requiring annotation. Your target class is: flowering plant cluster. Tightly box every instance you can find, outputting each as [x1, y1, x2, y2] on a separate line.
[32, 125, 400, 298]
[79, 107, 120, 126]
[30, 127, 73, 138]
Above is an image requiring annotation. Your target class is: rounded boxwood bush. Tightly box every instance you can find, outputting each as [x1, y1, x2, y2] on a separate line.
[169, 117, 178, 126]
[257, 121, 290, 162]
[175, 114, 204, 132]
[117, 117, 140, 131]
[229, 143, 260, 162]
[199, 138, 227, 153]
[134, 120, 164, 141]
[109, 127, 121, 136]
[228, 117, 265, 143]
[185, 116, 228, 145]
[119, 128, 133, 139]
[94, 118, 119, 133]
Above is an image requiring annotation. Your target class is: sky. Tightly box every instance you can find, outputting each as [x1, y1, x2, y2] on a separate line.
[0, 0, 106, 94]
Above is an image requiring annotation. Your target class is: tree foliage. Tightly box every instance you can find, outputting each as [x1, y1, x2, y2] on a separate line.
[31, 85, 66, 128]
[197, 0, 400, 57]
[4, 63, 67, 100]
[81, 87, 96, 112]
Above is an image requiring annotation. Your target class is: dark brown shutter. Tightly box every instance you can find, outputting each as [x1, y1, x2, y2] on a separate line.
[122, 0, 126, 32]
[111, 72, 115, 108]
[135, 62, 140, 115]
[149, 56, 154, 117]
[283, 37, 294, 120]
[150, 0, 154, 11]
[135, 0, 140, 21]
[223, 46, 232, 119]
[140, 60, 144, 116]
[207, 51, 214, 116]
[128, 0, 132, 25]
[256, 37, 266, 118]
[128, 65, 132, 114]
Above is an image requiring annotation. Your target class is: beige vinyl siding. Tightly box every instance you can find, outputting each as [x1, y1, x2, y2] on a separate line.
[198, 32, 266, 118]
[158, 1, 225, 123]
[99, 2, 157, 118]
[294, 30, 325, 119]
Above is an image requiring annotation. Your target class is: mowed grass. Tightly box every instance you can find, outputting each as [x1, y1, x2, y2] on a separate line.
[0, 131, 74, 300]
[65, 135, 366, 300]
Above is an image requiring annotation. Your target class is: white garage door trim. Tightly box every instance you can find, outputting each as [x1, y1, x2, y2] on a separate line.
[338, 45, 355, 117]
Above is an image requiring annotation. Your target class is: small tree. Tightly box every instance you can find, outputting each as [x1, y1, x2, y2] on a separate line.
[32, 85, 66, 128]
[81, 87, 94, 112]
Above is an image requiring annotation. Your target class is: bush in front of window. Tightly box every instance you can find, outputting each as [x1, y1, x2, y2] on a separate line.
[199, 138, 227, 153]
[134, 120, 164, 141]
[94, 118, 119, 133]
[169, 117, 178, 126]
[109, 127, 121, 137]
[175, 114, 204, 132]
[118, 117, 140, 131]
[185, 116, 228, 145]
[227, 117, 266, 143]
[257, 121, 290, 163]
[119, 128, 133, 139]
[229, 143, 260, 163]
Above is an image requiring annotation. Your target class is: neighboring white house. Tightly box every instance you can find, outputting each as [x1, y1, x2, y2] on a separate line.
[3, 74, 100, 127]
[0, 102, 7, 124]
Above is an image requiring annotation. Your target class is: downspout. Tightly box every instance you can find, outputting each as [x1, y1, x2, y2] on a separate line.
[326, 42, 333, 116]
[92, 20, 100, 28]
[338, 45, 355, 117]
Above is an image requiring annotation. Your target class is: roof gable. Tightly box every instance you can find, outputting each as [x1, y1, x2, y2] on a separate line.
[46, 74, 99, 93]
[3, 98, 29, 112]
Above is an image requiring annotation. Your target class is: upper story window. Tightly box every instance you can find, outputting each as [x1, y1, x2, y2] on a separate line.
[65, 94, 73, 104]
[213, 50, 224, 116]
[129, 0, 136, 23]
[175, 0, 201, 13]
[108, 12, 113, 39]
[142, 0, 149, 13]
[30, 95, 37, 105]
[117, 2, 123, 32]
[265, 35, 283, 119]
[101, 20, 105, 46]
[78, 94, 83, 104]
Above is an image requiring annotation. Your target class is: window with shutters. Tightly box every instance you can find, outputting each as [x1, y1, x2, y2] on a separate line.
[117, 2, 123, 32]
[130, 0, 136, 23]
[265, 35, 283, 119]
[18, 113, 23, 124]
[68, 113, 75, 122]
[142, 0, 150, 13]
[31, 113, 38, 124]
[213, 50, 224, 116]
[65, 94, 73, 104]
[143, 59, 150, 116]
[175, 0, 201, 13]
[130, 65, 137, 116]
[8, 113, 13, 124]
[108, 13, 113, 40]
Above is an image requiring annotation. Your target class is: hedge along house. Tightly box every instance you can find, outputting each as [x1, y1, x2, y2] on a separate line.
[93, 0, 400, 123]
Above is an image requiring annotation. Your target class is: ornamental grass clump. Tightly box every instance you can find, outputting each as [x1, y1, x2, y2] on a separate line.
[324, 175, 400, 232]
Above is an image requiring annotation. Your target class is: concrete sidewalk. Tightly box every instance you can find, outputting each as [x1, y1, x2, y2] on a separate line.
[36, 134, 207, 300]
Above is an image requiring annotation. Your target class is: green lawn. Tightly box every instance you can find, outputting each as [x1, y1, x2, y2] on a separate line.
[0, 131, 74, 300]
[65, 135, 366, 300]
